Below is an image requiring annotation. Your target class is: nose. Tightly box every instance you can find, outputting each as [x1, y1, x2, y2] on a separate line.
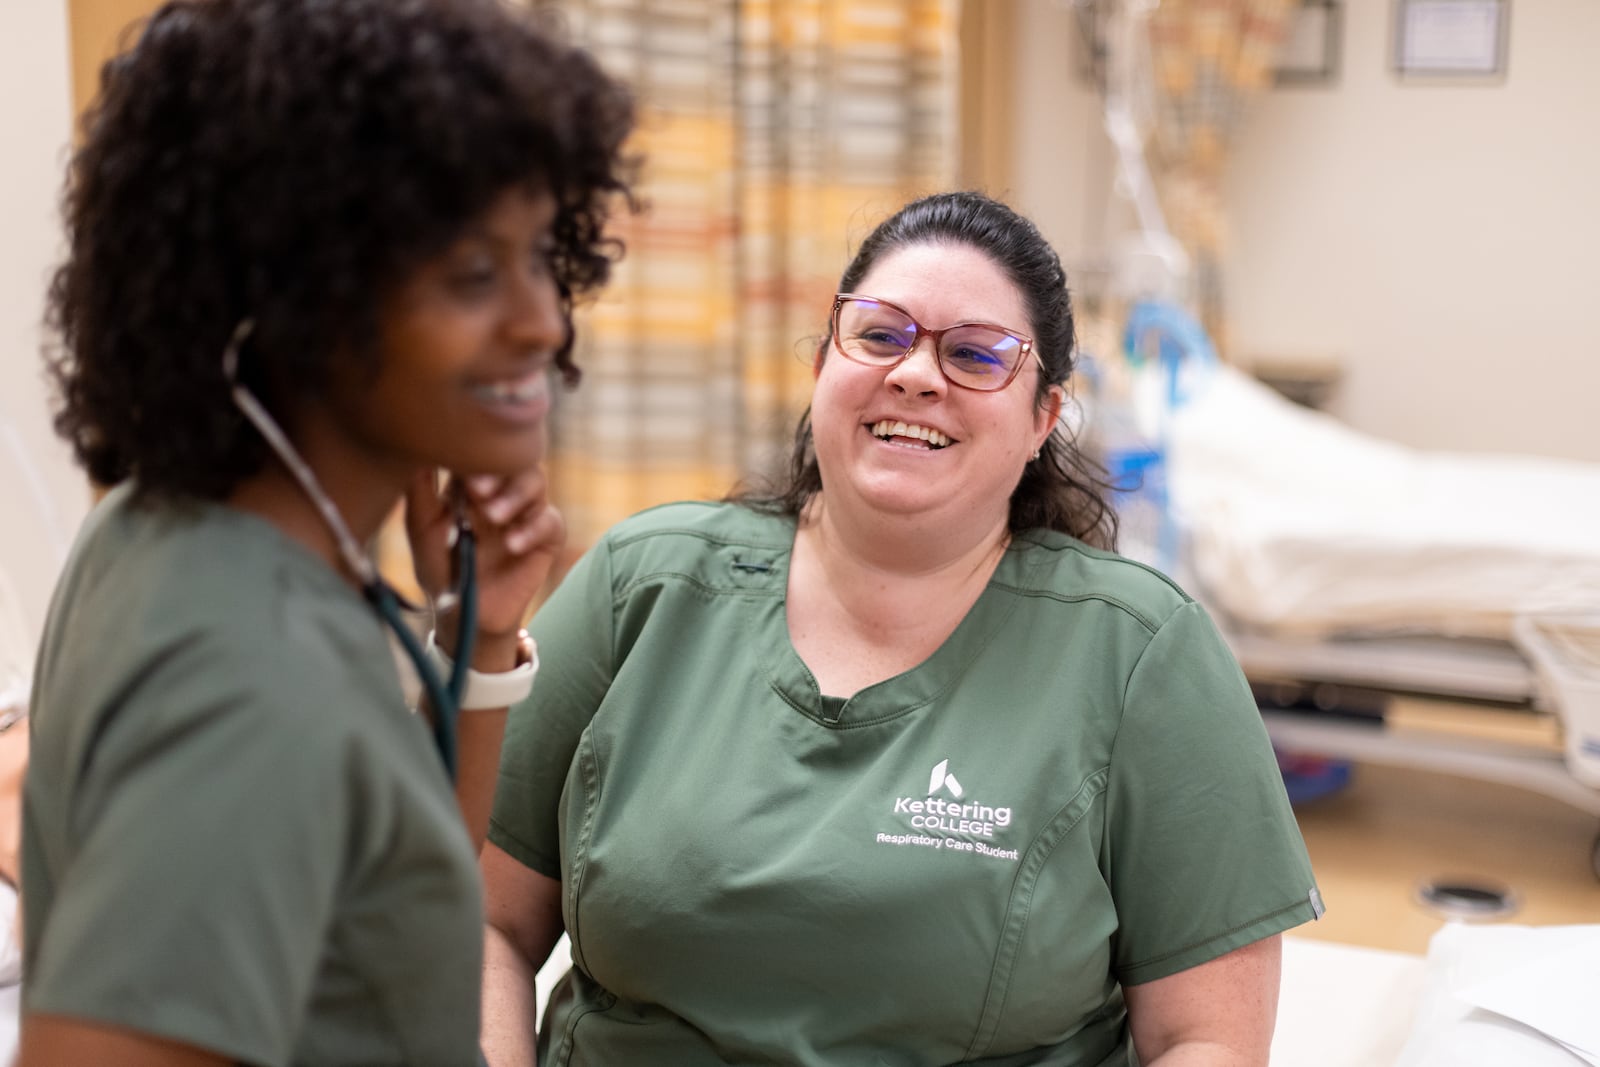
[883, 334, 947, 396]
[506, 265, 567, 360]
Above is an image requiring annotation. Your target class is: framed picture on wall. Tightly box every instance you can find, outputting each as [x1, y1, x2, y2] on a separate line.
[1393, 0, 1509, 81]
[1275, 0, 1342, 87]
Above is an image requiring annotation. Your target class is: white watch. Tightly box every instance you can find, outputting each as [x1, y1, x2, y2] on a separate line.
[425, 630, 539, 710]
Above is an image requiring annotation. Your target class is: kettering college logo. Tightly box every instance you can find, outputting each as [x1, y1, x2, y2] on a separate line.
[875, 759, 1020, 861]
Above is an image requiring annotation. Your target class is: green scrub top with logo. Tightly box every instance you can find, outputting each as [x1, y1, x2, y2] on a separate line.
[491, 502, 1322, 1067]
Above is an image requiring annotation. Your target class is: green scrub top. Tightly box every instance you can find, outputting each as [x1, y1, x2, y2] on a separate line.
[491, 502, 1322, 1067]
[22, 485, 484, 1066]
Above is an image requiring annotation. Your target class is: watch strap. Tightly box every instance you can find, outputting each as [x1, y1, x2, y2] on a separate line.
[426, 630, 538, 710]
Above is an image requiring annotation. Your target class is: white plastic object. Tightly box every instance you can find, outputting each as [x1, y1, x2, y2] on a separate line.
[0, 569, 30, 717]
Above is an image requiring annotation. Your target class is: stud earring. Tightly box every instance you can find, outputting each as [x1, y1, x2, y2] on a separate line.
[1029, 448, 1041, 461]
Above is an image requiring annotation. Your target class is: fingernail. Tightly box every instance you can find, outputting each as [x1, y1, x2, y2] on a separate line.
[485, 499, 515, 524]
[468, 475, 497, 497]
[505, 527, 533, 553]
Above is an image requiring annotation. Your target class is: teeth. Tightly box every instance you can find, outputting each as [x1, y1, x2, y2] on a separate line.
[871, 419, 950, 448]
[472, 373, 545, 405]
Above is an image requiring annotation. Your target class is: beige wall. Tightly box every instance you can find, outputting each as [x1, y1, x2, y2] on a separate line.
[0, 0, 159, 645]
[0, 0, 84, 644]
[1000, 0, 1599, 462]
[1225, 0, 1600, 461]
[982, 0, 1120, 283]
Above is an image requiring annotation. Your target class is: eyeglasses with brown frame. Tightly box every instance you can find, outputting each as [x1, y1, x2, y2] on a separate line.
[830, 293, 1039, 392]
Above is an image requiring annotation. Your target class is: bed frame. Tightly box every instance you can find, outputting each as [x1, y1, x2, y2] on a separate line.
[1225, 625, 1600, 879]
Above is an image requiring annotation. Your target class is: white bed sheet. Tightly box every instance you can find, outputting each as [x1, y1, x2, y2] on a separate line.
[530, 932, 1430, 1063]
[0, 885, 18, 1065]
[1275, 936, 1427, 1066]
[533, 928, 1592, 1064]
[1395, 923, 1600, 1067]
[530, 932, 1421, 1064]
[1170, 366, 1600, 641]
[5, 916, 1581, 1065]
[534, 933, 569, 1035]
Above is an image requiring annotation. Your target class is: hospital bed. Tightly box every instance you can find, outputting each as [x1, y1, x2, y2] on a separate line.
[1164, 365, 1600, 877]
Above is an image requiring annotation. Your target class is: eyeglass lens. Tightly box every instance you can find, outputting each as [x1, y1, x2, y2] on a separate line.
[835, 298, 1025, 390]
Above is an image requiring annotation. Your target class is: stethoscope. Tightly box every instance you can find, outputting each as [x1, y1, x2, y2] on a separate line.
[222, 320, 476, 780]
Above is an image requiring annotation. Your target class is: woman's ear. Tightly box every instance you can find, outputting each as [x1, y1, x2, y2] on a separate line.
[1035, 384, 1065, 448]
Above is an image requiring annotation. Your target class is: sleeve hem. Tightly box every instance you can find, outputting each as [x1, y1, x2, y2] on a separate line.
[1119, 895, 1323, 986]
[486, 819, 562, 881]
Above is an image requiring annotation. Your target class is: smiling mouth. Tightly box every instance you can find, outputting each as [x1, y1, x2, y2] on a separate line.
[870, 419, 952, 449]
[469, 370, 547, 407]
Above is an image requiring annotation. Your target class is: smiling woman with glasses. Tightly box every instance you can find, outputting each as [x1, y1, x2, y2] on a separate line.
[482, 191, 1323, 1067]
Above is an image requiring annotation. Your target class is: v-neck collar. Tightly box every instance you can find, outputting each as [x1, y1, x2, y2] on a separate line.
[752, 516, 1045, 727]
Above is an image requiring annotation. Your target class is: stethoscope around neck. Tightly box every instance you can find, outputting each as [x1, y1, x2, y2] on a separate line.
[221, 319, 476, 781]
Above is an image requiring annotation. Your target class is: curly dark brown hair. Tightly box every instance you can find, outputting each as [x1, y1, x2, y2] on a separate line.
[46, 0, 636, 499]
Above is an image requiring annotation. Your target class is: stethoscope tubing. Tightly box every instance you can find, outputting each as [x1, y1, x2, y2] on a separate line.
[224, 318, 476, 782]
[366, 541, 474, 783]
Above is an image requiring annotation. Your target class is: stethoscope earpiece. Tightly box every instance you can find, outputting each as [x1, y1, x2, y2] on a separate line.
[220, 318, 255, 385]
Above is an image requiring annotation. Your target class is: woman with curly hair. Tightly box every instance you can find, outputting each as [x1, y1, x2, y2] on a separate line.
[18, 1, 632, 1063]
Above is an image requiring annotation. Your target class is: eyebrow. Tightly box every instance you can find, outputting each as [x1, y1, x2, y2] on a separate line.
[870, 299, 1022, 331]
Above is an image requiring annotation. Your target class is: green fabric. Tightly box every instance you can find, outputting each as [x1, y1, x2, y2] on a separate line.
[491, 501, 1322, 1067]
[22, 485, 484, 1067]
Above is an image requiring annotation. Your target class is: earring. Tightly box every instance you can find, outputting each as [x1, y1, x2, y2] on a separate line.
[1029, 448, 1041, 461]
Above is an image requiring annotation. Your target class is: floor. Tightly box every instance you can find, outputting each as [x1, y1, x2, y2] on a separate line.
[1287, 759, 1600, 956]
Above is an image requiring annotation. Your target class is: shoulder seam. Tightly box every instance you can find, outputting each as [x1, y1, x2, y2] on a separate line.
[1012, 532, 1195, 597]
[605, 502, 790, 554]
[613, 570, 782, 604]
[609, 526, 791, 553]
[987, 584, 1167, 636]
